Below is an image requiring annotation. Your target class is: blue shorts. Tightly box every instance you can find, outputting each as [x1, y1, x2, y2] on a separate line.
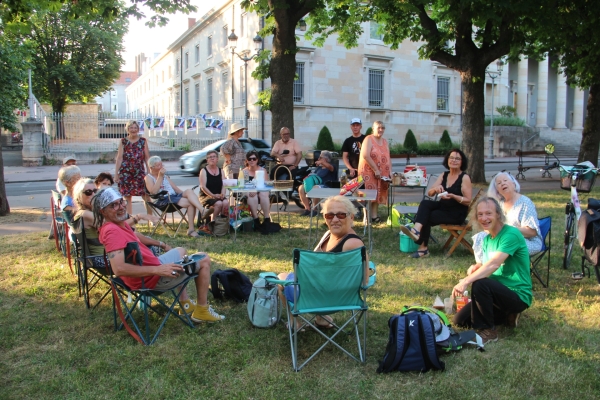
[283, 272, 300, 303]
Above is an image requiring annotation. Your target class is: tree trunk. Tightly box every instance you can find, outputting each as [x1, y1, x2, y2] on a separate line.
[269, 11, 298, 144]
[460, 68, 487, 184]
[0, 141, 10, 216]
[578, 83, 600, 166]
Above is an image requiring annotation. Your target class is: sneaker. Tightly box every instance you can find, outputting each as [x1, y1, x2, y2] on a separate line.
[299, 210, 311, 216]
[178, 299, 196, 315]
[506, 313, 521, 328]
[191, 304, 225, 323]
[477, 328, 498, 344]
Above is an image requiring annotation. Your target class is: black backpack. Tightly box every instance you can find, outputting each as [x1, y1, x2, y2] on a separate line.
[377, 310, 445, 373]
[578, 198, 600, 266]
[210, 269, 252, 303]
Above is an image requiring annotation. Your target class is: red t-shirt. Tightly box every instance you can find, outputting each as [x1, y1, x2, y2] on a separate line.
[99, 222, 161, 290]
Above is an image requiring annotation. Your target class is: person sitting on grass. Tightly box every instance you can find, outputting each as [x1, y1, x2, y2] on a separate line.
[94, 187, 225, 323]
[451, 196, 532, 344]
[277, 195, 368, 331]
[298, 150, 336, 217]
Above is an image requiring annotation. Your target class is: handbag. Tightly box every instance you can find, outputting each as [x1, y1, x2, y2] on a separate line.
[211, 215, 230, 237]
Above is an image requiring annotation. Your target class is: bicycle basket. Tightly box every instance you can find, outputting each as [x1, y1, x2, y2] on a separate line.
[560, 167, 597, 193]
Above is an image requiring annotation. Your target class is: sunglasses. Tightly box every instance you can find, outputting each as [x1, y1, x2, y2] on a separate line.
[324, 212, 350, 220]
[247, 157, 258, 161]
[83, 188, 98, 196]
[106, 199, 127, 210]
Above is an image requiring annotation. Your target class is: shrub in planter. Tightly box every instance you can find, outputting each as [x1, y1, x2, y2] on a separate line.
[439, 130, 452, 149]
[403, 129, 418, 152]
[316, 125, 335, 150]
[365, 127, 373, 136]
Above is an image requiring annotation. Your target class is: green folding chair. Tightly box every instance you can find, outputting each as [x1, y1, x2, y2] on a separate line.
[263, 247, 376, 371]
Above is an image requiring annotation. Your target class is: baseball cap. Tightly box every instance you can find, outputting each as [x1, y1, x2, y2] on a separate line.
[62, 154, 77, 165]
[350, 118, 362, 125]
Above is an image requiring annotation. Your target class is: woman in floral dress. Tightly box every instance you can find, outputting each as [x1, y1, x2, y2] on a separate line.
[114, 120, 150, 215]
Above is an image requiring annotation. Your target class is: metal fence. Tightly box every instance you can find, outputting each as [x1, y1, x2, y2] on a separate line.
[38, 113, 261, 154]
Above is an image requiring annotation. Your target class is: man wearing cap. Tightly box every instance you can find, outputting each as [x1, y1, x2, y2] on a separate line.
[220, 122, 247, 178]
[341, 118, 365, 178]
[94, 187, 225, 323]
[271, 126, 302, 179]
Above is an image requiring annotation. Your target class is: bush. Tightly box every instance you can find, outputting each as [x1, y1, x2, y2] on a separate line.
[403, 129, 418, 151]
[389, 142, 405, 155]
[484, 116, 525, 126]
[439, 130, 452, 149]
[365, 127, 373, 136]
[316, 126, 335, 150]
[496, 105, 517, 118]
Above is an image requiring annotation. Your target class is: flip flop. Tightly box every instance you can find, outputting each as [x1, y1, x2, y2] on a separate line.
[410, 249, 429, 258]
[400, 225, 420, 241]
[187, 231, 200, 238]
[285, 321, 306, 332]
[315, 316, 334, 329]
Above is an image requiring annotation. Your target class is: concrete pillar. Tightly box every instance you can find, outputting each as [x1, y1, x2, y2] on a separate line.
[555, 71, 568, 128]
[20, 120, 44, 167]
[517, 59, 529, 121]
[536, 58, 549, 127]
[573, 88, 585, 129]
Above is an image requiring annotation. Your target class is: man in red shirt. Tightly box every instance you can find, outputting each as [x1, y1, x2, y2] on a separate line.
[94, 187, 224, 323]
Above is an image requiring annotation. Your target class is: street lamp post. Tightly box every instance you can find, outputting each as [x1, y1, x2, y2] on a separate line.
[486, 60, 504, 159]
[228, 29, 262, 138]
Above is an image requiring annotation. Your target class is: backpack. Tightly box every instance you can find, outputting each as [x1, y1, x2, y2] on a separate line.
[377, 310, 445, 373]
[578, 199, 600, 266]
[247, 274, 281, 328]
[210, 269, 252, 303]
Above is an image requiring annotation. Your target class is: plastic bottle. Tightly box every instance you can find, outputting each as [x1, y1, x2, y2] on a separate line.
[238, 167, 245, 187]
[455, 290, 470, 312]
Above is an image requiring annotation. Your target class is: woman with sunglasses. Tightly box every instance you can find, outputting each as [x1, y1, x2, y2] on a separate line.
[400, 148, 472, 258]
[72, 178, 168, 269]
[276, 195, 368, 330]
[472, 172, 542, 263]
[242, 151, 272, 232]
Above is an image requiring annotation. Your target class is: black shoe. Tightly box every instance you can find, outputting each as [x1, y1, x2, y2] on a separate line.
[253, 218, 262, 232]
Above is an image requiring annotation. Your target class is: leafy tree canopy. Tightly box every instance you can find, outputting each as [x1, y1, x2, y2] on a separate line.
[0, 33, 28, 131]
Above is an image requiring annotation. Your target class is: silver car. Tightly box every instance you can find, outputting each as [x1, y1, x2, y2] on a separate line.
[179, 138, 271, 175]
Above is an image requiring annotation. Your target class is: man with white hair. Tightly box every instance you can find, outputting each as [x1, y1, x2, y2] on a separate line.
[94, 187, 225, 323]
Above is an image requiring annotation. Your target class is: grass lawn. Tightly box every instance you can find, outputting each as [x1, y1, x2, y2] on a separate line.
[1, 189, 599, 399]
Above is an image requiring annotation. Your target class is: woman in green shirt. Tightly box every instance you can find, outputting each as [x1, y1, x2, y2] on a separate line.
[452, 196, 532, 344]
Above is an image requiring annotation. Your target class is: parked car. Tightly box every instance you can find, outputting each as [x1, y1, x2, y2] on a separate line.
[179, 138, 271, 175]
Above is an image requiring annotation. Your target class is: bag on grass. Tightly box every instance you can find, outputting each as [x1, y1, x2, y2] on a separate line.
[247, 274, 281, 328]
[211, 215, 230, 237]
[211, 269, 252, 303]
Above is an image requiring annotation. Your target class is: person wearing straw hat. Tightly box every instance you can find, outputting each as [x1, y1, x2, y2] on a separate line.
[220, 122, 247, 179]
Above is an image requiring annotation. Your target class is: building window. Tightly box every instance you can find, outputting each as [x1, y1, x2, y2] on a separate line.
[184, 52, 189, 70]
[207, 78, 213, 111]
[222, 72, 229, 106]
[368, 69, 384, 107]
[437, 76, 450, 112]
[125, 77, 131, 82]
[110, 88, 117, 98]
[175, 58, 180, 76]
[207, 36, 212, 57]
[194, 44, 200, 64]
[184, 88, 189, 116]
[369, 21, 384, 41]
[223, 26, 228, 47]
[240, 66, 245, 105]
[293, 62, 305, 103]
[168, 66, 172, 78]
[194, 83, 200, 114]
[175, 91, 180, 115]
[112, 103, 118, 113]
[155, 76, 158, 86]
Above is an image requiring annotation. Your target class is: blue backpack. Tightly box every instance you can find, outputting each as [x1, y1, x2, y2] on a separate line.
[377, 310, 445, 373]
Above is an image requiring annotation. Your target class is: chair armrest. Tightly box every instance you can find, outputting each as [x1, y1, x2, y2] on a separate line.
[362, 261, 376, 289]
[260, 272, 293, 286]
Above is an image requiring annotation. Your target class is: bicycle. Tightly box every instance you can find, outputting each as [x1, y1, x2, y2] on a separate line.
[558, 162, 599, 269]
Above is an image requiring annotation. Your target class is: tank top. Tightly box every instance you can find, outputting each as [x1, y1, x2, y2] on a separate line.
[439, 171, 469, 215]
[146, 174, 176, 195]
[315, 232, 363, 253]
[201, 166, 223, 199]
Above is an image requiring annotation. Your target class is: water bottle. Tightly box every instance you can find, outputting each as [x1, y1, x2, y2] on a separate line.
[238, 167, 245, 187]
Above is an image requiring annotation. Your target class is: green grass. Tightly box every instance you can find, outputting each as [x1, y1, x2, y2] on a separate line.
[1, 189, 600, 399]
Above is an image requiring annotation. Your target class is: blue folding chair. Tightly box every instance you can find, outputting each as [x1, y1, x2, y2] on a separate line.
[263, 247, 376, 371]
[531, 216, 551, 288]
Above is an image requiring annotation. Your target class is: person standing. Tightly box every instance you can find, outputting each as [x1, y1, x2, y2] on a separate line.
[220, 122, 247, 179]
[114, 120, 150, 215]
[357, 121, 392, 223]
[271, 126, 302, 179]
[341, 118, 365, 178]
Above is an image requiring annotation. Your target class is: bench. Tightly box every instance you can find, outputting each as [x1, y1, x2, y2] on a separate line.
[516, 149, 560, 180]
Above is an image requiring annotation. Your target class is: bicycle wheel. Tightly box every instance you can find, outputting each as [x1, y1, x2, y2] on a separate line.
[563, 210, 576, 269]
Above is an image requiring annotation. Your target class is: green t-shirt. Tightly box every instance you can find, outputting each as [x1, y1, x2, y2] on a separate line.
[482, 224, 533, 307]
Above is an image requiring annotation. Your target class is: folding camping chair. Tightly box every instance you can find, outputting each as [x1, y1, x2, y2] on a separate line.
[144, 189, 190, 238]
[51, 190, 74, 275]
[530, 216, 552, 288]
[263, 247, 376, 371]
[440, 189, 483, 257]
[108, 244, 199, 345]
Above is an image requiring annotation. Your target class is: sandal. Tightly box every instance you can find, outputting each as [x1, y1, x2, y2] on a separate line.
[285, 321, 306, 332]
[371, 217, 382, 224]
[400, 225, 420, 241]
[315, 316, 334, 329]
[409, 249, 429, 258]
[187, 230, 200, 238]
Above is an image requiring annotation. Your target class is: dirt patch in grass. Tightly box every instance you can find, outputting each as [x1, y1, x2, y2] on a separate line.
[0, 208, 50, 225]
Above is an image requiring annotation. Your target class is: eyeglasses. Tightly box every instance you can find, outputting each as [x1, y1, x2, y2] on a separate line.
[449, 156, 462, 161]
[83, 189, 98, 196]
[106, 199, 127, 210]
[248, 157, 257, 161]
[324, 212, 350, 220]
